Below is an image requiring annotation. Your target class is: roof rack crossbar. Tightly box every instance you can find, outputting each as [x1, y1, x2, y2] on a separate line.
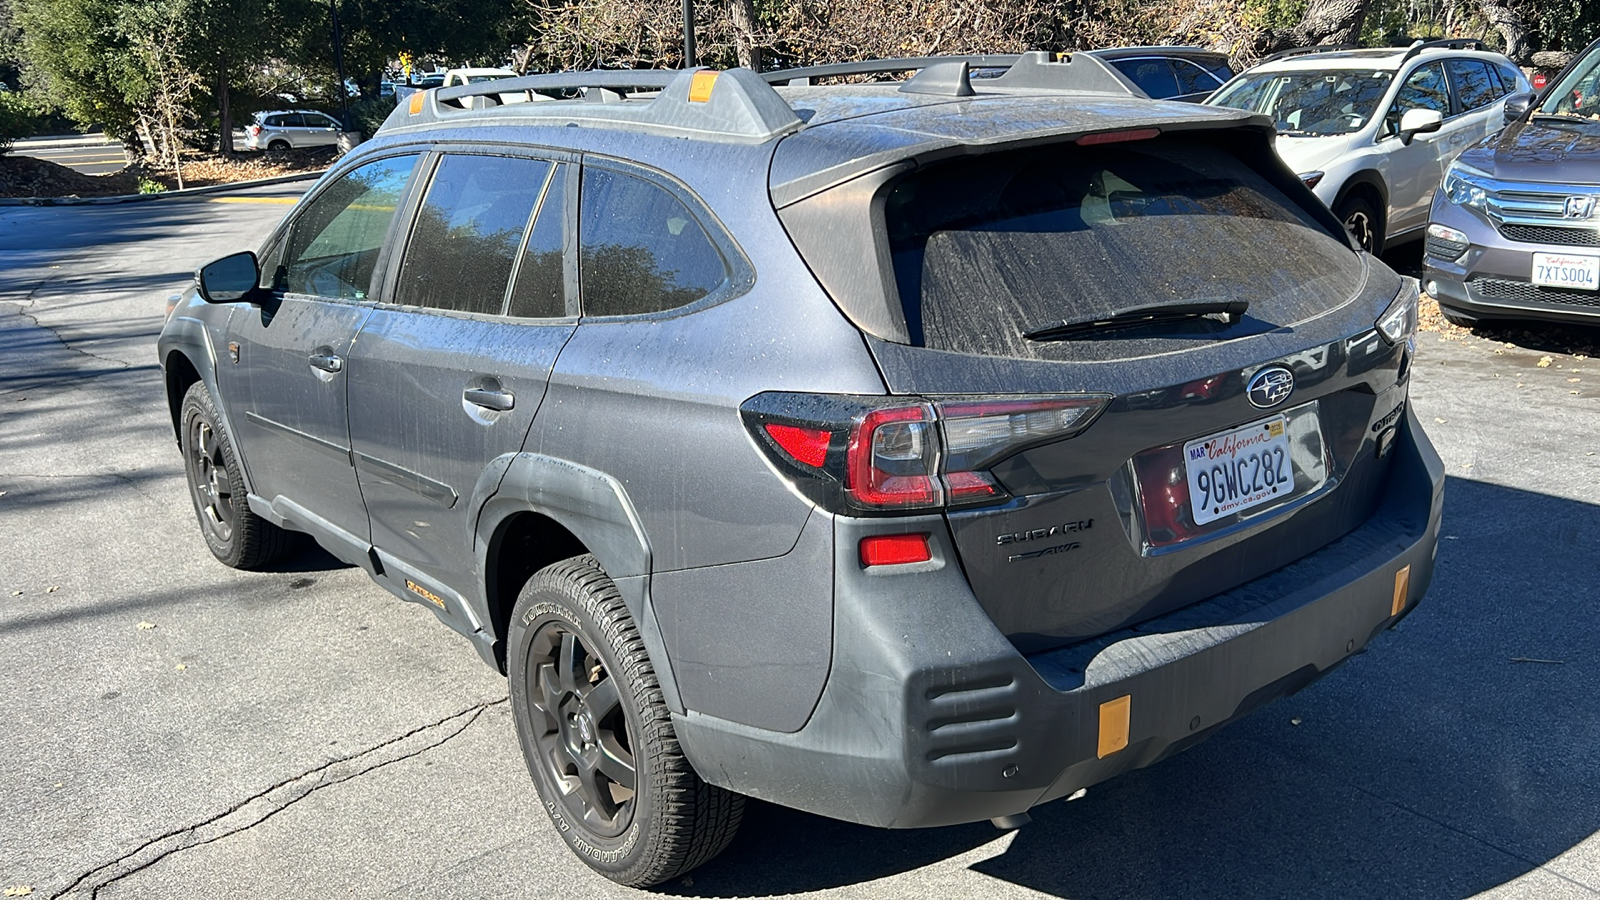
[761, 56, 1021, 85]
[1400, 37, 1486, 63]
[762, 51, 1141, 97]
[384, 67, 803, 144]
[1256, 43, 1361, 65]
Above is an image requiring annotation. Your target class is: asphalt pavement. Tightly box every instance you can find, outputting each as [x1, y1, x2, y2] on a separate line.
[10, 133, 251, 175]
[2, 184, 1599, 899]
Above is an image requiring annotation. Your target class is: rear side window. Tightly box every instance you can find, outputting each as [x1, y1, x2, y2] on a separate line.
[578, 167, 727, 317]
[1114, 59, 1179, 98]
[282, 154, 418, 300]
[1173, 59, 1223, 95]
[265, 115, 289, 128]
[394, 154, 553, 315]
[883, 139, 1364, 358]
[1448, 59, 1499, 111]
[507, 165, 568, 319]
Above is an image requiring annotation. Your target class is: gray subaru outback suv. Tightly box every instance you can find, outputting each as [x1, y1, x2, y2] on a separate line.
[158, 53, 1444, 887]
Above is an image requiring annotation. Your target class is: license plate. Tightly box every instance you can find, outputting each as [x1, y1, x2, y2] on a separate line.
[1532, 252, 1600, 291]
[1184, 416, 1294, 526]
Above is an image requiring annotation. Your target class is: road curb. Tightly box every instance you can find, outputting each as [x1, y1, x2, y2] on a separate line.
[0, 170, 324, 207]
[10, 135, 117, 151]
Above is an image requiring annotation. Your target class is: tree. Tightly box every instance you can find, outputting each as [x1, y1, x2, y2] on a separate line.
[124, 0, 202, 184]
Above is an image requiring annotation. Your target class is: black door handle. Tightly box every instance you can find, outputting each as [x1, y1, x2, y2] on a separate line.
[309, 352, 343, 373]
[464, 388, 514, 411]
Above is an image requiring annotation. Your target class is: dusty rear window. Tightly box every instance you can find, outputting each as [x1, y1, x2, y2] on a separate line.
[884, 138, 1364, 357]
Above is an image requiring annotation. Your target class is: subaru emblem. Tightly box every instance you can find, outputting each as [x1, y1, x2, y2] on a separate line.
[1564, 196, 1597, 220]
[1246, 366, 1295, 409]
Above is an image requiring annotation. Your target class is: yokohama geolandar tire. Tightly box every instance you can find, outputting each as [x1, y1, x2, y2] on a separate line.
[178, 382, 297, 569]
[508, 555, 743, 887]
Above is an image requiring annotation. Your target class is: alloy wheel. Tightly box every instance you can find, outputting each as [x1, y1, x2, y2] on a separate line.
[187, 418, 234, 543]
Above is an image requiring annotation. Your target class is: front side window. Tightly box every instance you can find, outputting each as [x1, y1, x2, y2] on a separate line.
[394, 154, 554, 315]
[1385, 63, 1450, 134]
[883, 139, 1364, 359]
[281, 154, 418, 300]
[1447, 59, 1498, 112]
[1210, 70, 1393, 136]
[578, 167, 727, 317]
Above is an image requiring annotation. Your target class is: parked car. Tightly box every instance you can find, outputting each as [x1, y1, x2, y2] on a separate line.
[159, 55, 1442, 887]
[245, 109, 344, 151]
[1207, 39, 1531, 253]
[1425, 36, 1600, 326]
[1086, 46, 1235, 101]
[442, 67, 533, 104]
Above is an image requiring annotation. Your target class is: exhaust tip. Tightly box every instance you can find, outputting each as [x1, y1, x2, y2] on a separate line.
[990, 813, 1031, 831]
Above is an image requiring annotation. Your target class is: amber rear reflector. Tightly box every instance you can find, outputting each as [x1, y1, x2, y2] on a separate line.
[1098, 694, 1131, 758]
[1392, 564, 1411, 616]
[408, 92, 425, 115]
[689, 71, 719, 103]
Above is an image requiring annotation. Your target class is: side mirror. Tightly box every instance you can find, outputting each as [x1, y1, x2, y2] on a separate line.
[197, 251, 261, 304]
[1398, 108, 1443, 143]
[1503, 91, 1535, 123]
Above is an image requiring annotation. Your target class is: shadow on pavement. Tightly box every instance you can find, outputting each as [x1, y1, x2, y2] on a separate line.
[673, 476, 1600, 898]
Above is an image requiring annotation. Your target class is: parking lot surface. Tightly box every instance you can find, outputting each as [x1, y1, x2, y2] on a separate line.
[2, 184, 1599, 899]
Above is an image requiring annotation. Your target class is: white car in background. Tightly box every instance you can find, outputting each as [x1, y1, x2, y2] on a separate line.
[443, 67, 535, 104]
[1206, 39, 1530, 253]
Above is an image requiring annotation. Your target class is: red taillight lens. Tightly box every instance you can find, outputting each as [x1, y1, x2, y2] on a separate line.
[248, 124, 261, 136]
[1077, 127, 1160, 146]
[742, 392, 1110, 515]
[859, 533, 932, 567]
[764, 423, 831, 467]
[847, 405, 941, 508]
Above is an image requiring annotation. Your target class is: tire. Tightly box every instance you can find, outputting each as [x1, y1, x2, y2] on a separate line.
[508, 555, 743, 887]
[1334, 194, 1385, 255]
[267, 139, 290, 152]
[179, 382, 297, 569]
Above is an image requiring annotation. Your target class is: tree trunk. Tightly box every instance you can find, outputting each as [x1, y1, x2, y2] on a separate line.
[216, 54, 234, 159]
[727, 0, 762, 71]
[1476, 0, 1531, 64]
[1251, 0, 1372, 58]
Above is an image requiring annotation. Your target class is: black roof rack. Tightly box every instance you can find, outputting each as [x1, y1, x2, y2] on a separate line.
[760, 55, 1021, 86]
[1256, 44, 1361, 65]
[1399, 37, 1486, 63]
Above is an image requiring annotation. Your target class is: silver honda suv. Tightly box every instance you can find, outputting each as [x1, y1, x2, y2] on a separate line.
[159, 54, 1444, 887]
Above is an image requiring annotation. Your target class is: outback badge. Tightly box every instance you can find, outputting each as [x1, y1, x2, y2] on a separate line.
[1246, 365, 1294, 409]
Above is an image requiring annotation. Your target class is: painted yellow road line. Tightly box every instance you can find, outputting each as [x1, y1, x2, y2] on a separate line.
[208, 197, 299, 205]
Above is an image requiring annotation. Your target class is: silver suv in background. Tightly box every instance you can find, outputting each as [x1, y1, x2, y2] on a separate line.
[1425, 36, 1600, 326]
[1207, 40, 1530, 253]
[244, 109, 344, 151]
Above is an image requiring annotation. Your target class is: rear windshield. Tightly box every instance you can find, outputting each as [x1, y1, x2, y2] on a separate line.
[883, 138, 1364, 357]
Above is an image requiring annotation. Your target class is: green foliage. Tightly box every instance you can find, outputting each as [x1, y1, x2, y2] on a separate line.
[1241, 0, 1308, 32]
[347, 96, 395, 139]
[0, 89, 35, 153]
[137, 176, 166, 193]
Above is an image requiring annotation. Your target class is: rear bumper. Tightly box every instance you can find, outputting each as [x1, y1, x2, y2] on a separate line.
[676, 406, 1444, 828]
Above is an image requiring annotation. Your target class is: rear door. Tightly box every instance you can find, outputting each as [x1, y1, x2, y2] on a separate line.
[226, 153, 421, 550]
[345, 151, 576, 609]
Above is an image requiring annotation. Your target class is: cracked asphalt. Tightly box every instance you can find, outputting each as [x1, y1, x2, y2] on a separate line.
[2, 183, 1599, 899]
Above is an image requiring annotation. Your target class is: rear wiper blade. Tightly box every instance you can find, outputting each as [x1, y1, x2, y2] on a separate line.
[1025, 299, 1249, 342]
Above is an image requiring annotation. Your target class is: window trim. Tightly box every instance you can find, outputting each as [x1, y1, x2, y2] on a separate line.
[574, 154, 755, 322]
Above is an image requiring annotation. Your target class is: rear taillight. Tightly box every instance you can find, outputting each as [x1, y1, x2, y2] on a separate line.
[248, 124, 261, 136]
[743, 392, 1110, 515]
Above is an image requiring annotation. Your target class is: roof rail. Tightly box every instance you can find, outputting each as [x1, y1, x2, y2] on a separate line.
[380, 67, 802, 144]
[1256, 43, 1360, 65]
[761, 51, 1141, 97]
[760, 55, 1021, 86]
[1399, 37, 1486, 63]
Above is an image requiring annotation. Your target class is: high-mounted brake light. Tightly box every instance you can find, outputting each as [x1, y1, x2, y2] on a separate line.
[742, 392, 1111, 516]
[1076, 128, 1160, 146]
